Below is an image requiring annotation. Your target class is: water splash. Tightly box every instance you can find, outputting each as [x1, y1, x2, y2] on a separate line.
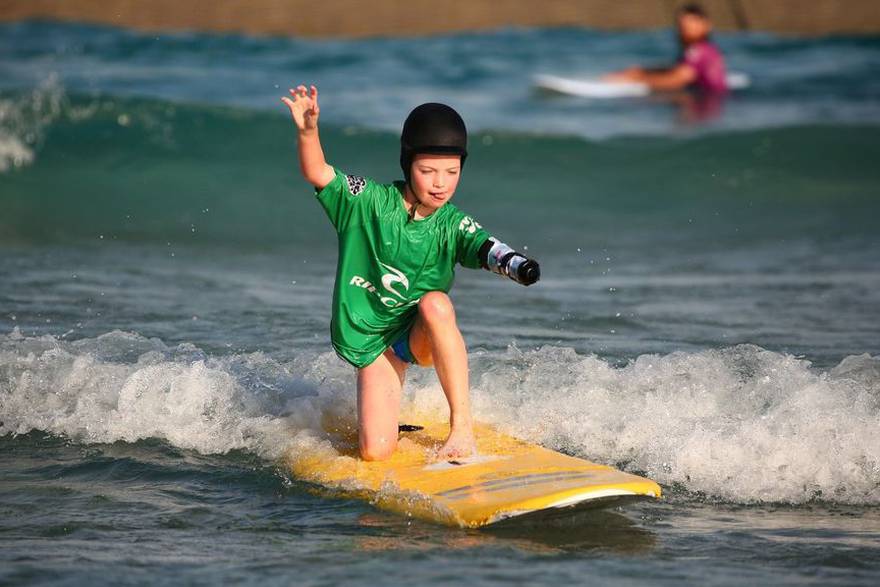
[0, 329, 337, 459]
[464, 345, 880, 505]
[2, 329, 878, 504]
[0, 76, 64, 172]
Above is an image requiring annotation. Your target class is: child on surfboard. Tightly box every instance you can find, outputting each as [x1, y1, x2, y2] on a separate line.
[281, 85, 540, 461]
[604, 3, 728, 94]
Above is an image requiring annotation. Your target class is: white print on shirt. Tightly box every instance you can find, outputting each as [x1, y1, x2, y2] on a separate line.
[348, 261, 418, 308]
[458, 216, 482, 234]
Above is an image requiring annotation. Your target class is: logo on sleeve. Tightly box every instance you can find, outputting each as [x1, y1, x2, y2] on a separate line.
[458, 216, 482, 234]
[346, 175, 367, 196]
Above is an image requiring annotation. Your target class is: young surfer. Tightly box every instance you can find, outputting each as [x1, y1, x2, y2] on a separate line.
[604, 3, 728, 94]
[281, 85, 540, 461]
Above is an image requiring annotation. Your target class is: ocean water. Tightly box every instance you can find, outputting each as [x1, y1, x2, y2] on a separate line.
[2, 20, 880, 586]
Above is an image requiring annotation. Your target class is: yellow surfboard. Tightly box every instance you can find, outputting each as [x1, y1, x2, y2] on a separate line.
[285, 420, 661, 528]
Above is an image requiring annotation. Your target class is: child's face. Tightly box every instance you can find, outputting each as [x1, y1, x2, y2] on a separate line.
[409, 153, 462, 210]
[677, 13, 711, 44]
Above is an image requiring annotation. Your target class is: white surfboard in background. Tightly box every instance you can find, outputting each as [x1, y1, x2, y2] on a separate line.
[534, 72, 751, 99]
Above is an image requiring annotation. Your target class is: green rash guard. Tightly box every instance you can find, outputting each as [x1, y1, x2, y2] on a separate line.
[315, 168, 491, 368]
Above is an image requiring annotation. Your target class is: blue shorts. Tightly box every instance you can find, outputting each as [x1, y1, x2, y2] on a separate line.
[390, 327, 419, 365]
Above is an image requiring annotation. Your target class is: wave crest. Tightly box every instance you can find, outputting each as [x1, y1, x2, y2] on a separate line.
[0, 76, 64, 172]
[466, 344, 880, 504]
[2, 329, 878, 504]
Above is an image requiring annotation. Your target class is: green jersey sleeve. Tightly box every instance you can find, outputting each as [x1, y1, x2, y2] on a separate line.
[314, 168, 376, 232]
[455, 212, 492, 269]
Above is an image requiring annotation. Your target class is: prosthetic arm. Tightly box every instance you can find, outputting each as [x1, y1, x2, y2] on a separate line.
[478, 237, 541, 286]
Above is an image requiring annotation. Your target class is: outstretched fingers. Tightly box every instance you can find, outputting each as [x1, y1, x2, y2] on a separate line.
[309, 85, 320, 114]
[286, 86, 307, 101]
[280, 96, 298, 120]
[280, 83, 320, 127]
[285, 85, 318, 106]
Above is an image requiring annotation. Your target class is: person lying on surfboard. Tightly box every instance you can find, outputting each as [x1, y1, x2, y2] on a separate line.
[281, 86, 540, 461]
[603, 3, 728, 94]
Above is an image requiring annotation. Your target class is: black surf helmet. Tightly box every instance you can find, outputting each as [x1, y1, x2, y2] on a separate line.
[400, 103, 468, 184]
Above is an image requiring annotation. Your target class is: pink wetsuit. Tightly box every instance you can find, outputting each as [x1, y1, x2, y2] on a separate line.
[682, 40, 727, 93]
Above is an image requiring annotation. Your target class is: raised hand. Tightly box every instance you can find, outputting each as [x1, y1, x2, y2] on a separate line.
[281, 84, 320, 132]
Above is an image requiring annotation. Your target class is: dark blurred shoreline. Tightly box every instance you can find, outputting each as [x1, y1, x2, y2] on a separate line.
[1, 0, 879, 37]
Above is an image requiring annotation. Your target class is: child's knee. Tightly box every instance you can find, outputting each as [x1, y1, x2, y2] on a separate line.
[418, 291, 455, 324]
[359, 434, 397, 461]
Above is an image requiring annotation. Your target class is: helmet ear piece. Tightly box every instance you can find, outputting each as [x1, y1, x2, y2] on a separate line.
[400, 144, 417, 187]
[401, 149, 412, 184]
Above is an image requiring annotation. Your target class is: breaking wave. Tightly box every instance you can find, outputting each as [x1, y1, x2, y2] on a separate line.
[2, 329, 878, 505]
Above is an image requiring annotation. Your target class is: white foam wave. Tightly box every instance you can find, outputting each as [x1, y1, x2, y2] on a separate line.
[2, 329, 878, 505]
[0, 76, 64, 172]
[0, 329, 353, 459]
[462, 345, 880, 505]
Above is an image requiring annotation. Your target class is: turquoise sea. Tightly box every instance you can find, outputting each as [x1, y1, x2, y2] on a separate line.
[1, 21, 879, 585]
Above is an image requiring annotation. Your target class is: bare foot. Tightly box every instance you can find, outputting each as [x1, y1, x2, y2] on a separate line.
[436, 426, 476, 461]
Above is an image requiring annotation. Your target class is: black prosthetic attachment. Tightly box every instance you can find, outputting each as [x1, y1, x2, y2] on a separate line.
[478, 238, 540, 286]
